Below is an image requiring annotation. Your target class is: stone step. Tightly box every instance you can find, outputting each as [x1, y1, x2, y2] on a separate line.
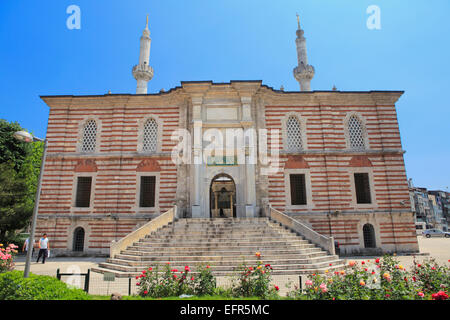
[114, 251, 329, 261]
[106, 255, 339, 267]
[138, 236, 308, 244]
[98, 259, 344, 273]
[91, 264, 345, 278]
[93, 216, 345, 278]
[123, 246, 323, 255]
[148, 229, 298, 236]
[120, 247, 325, 257]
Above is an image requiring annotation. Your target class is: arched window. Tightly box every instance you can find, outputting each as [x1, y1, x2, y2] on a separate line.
[286, 116, 303, 151]
[81, 120, 97, 153]
[142, 118, 158, 152]
[363, 224, 376, 248]
[348, 115, 366, 150]
[73, 227, 85, 252]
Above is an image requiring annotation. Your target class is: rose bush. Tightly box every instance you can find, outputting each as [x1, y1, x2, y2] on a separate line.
[231, 252, 279, 299]
[0, 243, 18, 273]
[289, 255, 449, 300]
[136, 263, 216, 298]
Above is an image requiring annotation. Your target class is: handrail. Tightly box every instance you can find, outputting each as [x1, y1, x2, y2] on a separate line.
[109, 206, 177, 258]
[268, 205, 335, 255]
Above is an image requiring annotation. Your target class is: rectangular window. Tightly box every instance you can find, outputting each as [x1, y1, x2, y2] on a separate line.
[290, 174, 307, 205]
[75, 177, 92, 207]
[140, 176, 156, 207]
[354, 173, 371, 204]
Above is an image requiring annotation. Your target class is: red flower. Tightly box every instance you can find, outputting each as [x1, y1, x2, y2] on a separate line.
[173, 274, 178, 279]
[142, 270, 146, 274]
[361, 261, 365, 265]
[375, 258, 380, 263]
[171, 269, 178, 273]
[206, 265, 210, 268]
[412, 277, 417, 282]
[431, 267, 436, 270]
[185, 266, 190, 272]
[364, 268, 368, 272]
[432, 291, 449, 300]
[274, 285, 279, 291]
[329, 263, 332, 266]
[135, 276, 139, 279]
[136, 282, 140, 286]
[144, 290, 148, 295]
[417, 264, 421, 268]
[148, 267, 152, 271]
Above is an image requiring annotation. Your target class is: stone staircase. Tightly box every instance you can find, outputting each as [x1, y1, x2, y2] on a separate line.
[92, 217, 345, 277]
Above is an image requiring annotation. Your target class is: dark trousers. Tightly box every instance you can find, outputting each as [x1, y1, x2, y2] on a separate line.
[37, 249, 48, 263]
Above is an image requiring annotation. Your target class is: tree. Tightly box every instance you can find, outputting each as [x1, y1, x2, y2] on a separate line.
[0, 119, 44, 242]
[0, 162, 31, 242]
[0, 119, 30, 172]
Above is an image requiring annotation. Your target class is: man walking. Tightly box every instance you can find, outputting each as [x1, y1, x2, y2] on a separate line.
[36, 233, 50, 264]
[22, 237, 35, 257]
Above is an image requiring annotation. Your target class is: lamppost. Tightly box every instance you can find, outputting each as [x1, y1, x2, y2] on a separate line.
[13, 131, 47, 278]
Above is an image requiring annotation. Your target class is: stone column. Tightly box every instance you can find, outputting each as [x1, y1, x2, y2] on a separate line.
[191, 97, 203, 218]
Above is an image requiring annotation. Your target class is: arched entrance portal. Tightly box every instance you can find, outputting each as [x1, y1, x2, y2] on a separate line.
[210, 174, 236, 218]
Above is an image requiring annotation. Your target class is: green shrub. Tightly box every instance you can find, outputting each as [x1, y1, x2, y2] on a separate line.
[0, 270, 90, 300]
[231, 253, 279, 299]
[0, 243, 18, 273]
[289, 255, 450, 300]
[194, 264, 216, 296]
[137, 263, 217, 298]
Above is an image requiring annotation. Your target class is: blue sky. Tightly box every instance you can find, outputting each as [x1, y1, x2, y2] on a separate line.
[0, 0, 448, 190]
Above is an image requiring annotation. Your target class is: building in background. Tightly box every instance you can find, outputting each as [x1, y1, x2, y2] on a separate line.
[35, 16, 419, 256]
[409, 179, 449, 232]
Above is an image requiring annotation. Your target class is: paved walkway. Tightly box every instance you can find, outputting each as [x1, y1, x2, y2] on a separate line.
[12, 237, 450, 296]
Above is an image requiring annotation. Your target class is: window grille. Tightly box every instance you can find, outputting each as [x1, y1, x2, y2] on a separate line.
[363, 224, 376, 248]
[140, 176, 156, 207]
[143, 119, 158, 152]
[354, 173, 371, 204]
[290, 174, 307, 205]
[81, 120, 97, 153]
[286, 116, 303, 151]
[73, 227, 85, 252]
[348, 116, 365, 150]
[75, 177, 92, 207]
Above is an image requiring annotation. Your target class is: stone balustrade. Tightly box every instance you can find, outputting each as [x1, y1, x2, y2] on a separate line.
[268, 206, 335, 255]
[109, 206, 177, 257]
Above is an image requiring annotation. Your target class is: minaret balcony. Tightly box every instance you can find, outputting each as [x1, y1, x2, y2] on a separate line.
[132, 64, 154, 81]
[293, 64, 315, 81]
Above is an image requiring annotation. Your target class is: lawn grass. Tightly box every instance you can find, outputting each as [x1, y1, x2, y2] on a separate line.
[90, 295, 270, 300]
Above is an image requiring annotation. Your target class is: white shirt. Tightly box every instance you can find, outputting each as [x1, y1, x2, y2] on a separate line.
[24, 238, 29, 251]
[40, 238, 49, 249]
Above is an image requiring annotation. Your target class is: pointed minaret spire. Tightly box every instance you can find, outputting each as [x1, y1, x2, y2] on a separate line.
[293, 13, 315, 91]
[132, 15, 154, 94]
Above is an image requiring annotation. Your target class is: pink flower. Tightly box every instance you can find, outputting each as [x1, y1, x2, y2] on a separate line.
[418, 292, 424, 297]
[319, 283, 328, 293]
[305, 280, 313, 286]
[185, 266, 190, 272]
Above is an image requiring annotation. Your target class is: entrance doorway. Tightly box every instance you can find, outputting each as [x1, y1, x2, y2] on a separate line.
[210, 174, 236, 218]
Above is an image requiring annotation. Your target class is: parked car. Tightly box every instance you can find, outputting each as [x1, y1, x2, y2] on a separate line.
[423, 229, 450, 238]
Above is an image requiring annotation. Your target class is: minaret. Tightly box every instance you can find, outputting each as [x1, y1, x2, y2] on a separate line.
[132, 16, 154, 94]
[293, 13, 315, 91]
